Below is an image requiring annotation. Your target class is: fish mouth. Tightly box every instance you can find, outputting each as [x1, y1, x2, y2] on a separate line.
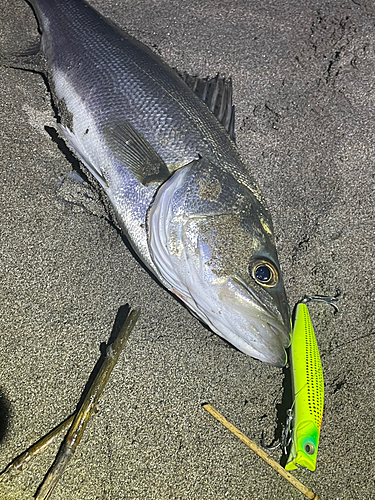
[232, 275, 291, 345]
[219, 276, 291, 366]
[235, 320, 288, 367]
[168, 274, 291, 366]
[206, 307, 288, 367]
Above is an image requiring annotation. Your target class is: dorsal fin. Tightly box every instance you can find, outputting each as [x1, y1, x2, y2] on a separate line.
[179, 72, 235, 142]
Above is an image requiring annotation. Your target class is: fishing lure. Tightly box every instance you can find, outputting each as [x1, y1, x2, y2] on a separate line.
[285, 294, 339, 471]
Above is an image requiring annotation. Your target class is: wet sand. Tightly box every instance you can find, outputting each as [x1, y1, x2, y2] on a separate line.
[0, 1, 374, 499]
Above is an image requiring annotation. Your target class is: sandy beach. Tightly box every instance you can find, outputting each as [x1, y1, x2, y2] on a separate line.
[0, 0, 374, 498]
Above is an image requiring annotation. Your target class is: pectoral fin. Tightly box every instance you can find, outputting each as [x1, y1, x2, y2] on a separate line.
[103, 120, 171, 185]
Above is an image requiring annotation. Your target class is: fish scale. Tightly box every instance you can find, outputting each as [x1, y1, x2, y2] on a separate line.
[37, 0, 237, 173]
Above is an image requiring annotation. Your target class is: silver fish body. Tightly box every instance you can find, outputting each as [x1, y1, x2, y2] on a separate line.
[27, 0, 291, 365]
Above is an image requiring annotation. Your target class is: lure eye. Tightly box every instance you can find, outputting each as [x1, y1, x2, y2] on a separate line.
[304, 442, 315, 455]
[251, 260, 278, 287]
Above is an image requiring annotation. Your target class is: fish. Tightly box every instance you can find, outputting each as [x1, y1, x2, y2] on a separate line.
[23, 0, 291, 366]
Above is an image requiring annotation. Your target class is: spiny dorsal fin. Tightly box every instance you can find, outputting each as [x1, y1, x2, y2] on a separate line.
[103, 120, 170, 185]
[179, 72, 235, 142]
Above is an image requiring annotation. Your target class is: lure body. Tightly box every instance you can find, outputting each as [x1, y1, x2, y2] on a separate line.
[285, 302, 324, 471]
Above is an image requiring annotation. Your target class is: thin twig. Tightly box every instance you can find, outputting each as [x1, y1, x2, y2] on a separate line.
[202, 404, 321, 500]
[0, 415, 74, 481]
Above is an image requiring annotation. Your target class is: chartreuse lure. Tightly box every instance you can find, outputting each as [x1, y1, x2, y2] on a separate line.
[285, 300, 324, 471]
[261, 294, 338, 469]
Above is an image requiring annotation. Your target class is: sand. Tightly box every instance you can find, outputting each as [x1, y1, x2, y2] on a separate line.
[0, 0, 374, 499]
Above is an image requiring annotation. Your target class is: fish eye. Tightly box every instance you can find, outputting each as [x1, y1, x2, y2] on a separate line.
[304, 442, 315, 455]
[251, 260, 278, 287]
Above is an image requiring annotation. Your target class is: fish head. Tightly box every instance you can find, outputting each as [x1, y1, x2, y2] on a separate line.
[148, 158, 291, 366]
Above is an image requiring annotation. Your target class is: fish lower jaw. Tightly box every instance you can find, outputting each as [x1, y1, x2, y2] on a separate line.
[214, 327, 287, 367]
[176, 293, 287, 366]
[206, 305, 288, 366]
[267, 321, 291, 349]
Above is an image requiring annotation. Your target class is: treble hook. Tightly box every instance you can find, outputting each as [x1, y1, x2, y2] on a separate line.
[261, 432, 281, 451]
[301, 290, 341, 313]
[281, 409, 293, 454]
[261, 409, 293, 454]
